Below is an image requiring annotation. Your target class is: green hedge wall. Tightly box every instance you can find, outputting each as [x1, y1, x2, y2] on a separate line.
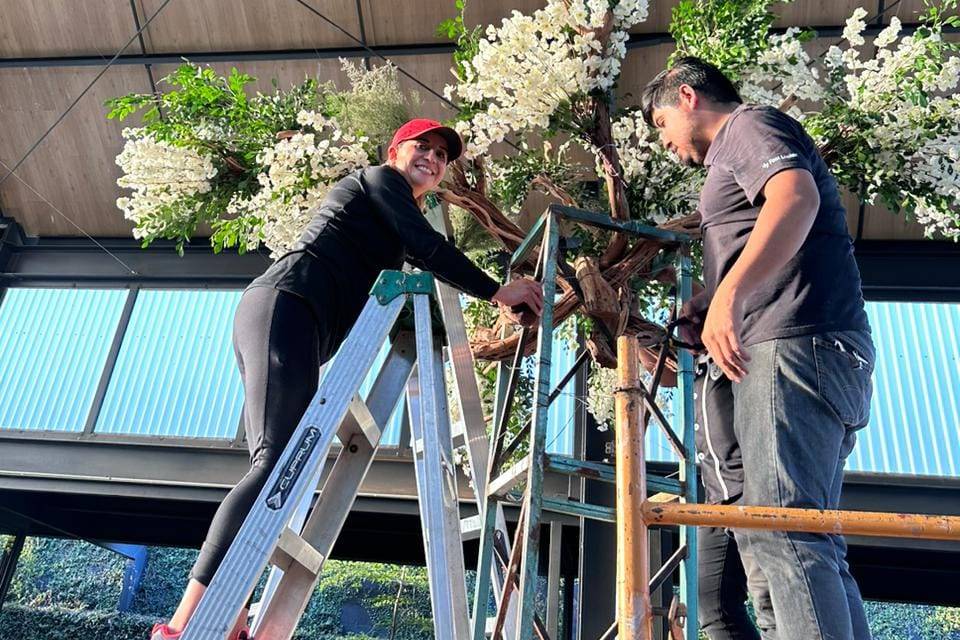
[1, 536, 958, 639]
[2, 536, 437, 638]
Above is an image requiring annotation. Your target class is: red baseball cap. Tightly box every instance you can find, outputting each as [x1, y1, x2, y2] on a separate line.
[389, 118, 463, 162]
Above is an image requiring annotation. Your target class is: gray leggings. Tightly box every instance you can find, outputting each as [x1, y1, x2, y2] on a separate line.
[191, 287, 327, 585]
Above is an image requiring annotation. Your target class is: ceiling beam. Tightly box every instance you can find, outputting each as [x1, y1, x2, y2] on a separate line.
[856, 240, 960, 303]
[3, 23, 951, 70]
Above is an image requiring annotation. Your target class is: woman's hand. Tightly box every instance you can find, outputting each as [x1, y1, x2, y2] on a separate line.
[492, 278, 544, 327]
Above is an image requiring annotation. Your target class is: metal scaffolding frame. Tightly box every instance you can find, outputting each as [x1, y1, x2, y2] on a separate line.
[470, 204, 699, 640]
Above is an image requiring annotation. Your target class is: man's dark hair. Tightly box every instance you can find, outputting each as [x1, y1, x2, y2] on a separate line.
[640, 56, 742, 127]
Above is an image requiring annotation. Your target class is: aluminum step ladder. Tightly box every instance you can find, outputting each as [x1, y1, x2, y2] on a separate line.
[246, 202, 520, 638]
[181, 270, 473, 640]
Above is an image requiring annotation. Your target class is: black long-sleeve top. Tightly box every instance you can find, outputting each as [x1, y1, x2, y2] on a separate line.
[249, 165, 500, 357]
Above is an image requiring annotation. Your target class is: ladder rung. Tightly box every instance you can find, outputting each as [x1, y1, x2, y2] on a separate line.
[347, 394, 381, 446]
[544, 453, 615, 482]
[647, 475, 683, 495]
[542, 497, 616, 522]
[451, 419, 467, 448]
[270, 527, 324, 576]
[488, 457, 531, 498]
[543, 454, 684, 495]
[649, 492, 681, 503]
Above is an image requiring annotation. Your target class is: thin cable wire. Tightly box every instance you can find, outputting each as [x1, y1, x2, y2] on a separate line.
[291, 0, 460, 112]
[0, 158, 138, 275]
[0, 0, 178, 188]
[290, 0, 536, 159]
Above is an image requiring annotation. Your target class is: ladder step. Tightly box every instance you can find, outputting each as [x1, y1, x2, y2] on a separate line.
[450, 419, 467, 448]
[488, 456, 531, 498]
[460, 514, 482, 539]
[647, 475, 684, 495]
[269, 527, 325, 576]
[347, 394, 381, 447]
[543, 497, 616, 523]
[544, 453, 615, 482]
[542, 497, 616, 523]
[544, 453, 684, 495]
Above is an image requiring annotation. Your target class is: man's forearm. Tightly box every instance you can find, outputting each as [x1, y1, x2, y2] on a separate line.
[719, 169, 820, 298]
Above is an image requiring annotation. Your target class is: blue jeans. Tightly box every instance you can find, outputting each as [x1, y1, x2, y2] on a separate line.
[732, 330, 875, 640]
[695, 359, 759, 639]
[699, 526, 760, 640]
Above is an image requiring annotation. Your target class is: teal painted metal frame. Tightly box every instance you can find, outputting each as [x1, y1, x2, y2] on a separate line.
[473, 204, 697, 640]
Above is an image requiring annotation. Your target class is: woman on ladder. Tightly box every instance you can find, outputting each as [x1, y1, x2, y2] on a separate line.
[150, 119, 543, 640]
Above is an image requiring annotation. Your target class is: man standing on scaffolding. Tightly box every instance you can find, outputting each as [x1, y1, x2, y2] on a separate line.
[640, 57, 875, 640]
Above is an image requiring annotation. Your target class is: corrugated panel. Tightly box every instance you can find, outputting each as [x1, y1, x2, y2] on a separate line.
[546, 323, 578, 455]
[849, 302, 960, 477]
[0, 288, 127, 432]
[95, 290, 244, 439]
[646, 302, 960, 478]
[646, 392, 682, 464]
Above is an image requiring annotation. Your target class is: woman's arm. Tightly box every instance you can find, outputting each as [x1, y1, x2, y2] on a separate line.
[365, 167, 543, 321]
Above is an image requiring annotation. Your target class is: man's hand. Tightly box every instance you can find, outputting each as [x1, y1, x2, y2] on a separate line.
[701, 283, 750, 382]
[492, 278, 544, 327]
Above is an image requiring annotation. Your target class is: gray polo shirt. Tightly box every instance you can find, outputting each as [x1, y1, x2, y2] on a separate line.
[699, 104, 869, 346]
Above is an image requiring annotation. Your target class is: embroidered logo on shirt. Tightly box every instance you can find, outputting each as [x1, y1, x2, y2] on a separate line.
[761, 152, 798, 169]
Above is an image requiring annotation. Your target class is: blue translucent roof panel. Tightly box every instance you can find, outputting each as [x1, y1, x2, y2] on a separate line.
[646, 301, 960, 479]
[546, 323, 578, 455]
[95, 289, 245, 439]
[848, 302, 960, 477]
[0, 288, 127, 432]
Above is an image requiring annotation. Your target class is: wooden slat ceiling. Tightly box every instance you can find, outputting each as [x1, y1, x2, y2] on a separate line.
[135, 0, 362, 52]
[0, 0, 944, 241]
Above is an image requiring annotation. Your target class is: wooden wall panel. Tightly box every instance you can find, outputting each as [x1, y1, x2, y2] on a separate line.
[617, 43, 676, 107]
[887, 0, 957, 23]
[136, 0, 362, 53]
[361, 0, 546, 46]
[0, 66, 152, 237]
[465, 0, 548, 30]
[393, 54, 460, 124]
[631, 0, 680, 34]
[151, 58, 349, 95]
[860, 205, 929, 241]
[0, 0, 135, 57]
[773, 0, 874, 27]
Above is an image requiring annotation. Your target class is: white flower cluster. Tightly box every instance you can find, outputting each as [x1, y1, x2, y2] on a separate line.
[447, 0, 649, 158]
[842, 7, 869, 47]
[819, 10, 960, 239]
[714, 6, 960, 240]
[833, 16, 960, 111]
[586, 365, 617, 431]
[740, 28, 824, 114]
[228, 113, 371, 257]
[115, 129, 217, 240]
[606, 110, 702, 223]
[909, 132, 960, 240]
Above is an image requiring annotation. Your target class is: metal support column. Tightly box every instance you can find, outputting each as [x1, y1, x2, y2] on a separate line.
[676, 251, 699, 640]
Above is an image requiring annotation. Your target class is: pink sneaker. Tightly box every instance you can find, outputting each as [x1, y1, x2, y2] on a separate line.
[150, 623, 251, 640]
[149, 624, 180, 640]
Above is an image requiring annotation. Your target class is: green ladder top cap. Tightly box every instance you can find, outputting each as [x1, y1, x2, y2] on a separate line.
[370, 270, 436, 304]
